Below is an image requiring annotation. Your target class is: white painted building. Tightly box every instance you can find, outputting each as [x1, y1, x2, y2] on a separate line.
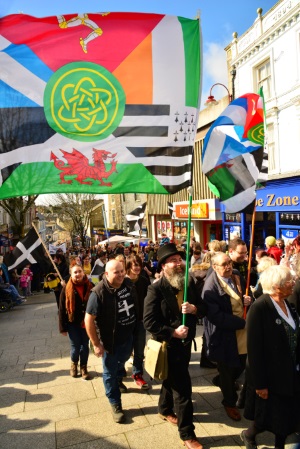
[224, 0, 300, 242]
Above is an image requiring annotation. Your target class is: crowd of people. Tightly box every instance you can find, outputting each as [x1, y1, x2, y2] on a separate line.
[1, 234, 300, 449]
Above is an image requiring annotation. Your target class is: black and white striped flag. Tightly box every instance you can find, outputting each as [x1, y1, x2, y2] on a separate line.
[126, 202, 147, 233]
[167, 201, 176, 219]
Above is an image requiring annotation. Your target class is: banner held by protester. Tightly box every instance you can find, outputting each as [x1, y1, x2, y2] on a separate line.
[0, 12, 201, 199]
[202, 90, 266, 213]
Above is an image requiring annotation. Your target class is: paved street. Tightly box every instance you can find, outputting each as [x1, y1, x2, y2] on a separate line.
[0, 292, 277, 449]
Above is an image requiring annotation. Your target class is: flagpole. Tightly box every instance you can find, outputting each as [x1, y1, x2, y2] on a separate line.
[31, 221, 63, 282]
[244, 203, 256, 318]
[182, 186, 193, 326]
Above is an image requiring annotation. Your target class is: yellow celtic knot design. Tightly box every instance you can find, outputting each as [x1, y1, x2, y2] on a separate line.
[44, 62, 125, 142]
[59, 77, 113, 132]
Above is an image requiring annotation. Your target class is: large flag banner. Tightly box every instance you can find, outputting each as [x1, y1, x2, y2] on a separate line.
[0, 12, 201, 199]
[49, 242, 67, 254]
[126, 202, 147, 233]
[6, 227, 48, 270]
[202, 92, 267, 213]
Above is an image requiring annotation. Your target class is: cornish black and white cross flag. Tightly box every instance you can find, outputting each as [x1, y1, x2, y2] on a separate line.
[7, 227, 48, 270]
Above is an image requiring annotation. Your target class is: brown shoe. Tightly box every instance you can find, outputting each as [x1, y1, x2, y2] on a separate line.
[158, 413, 178, 426]
[70, 362, 78, 378]
[224, 405, 241, 421]
[80, 365, 91, 381]
[181, 438, 203, 449]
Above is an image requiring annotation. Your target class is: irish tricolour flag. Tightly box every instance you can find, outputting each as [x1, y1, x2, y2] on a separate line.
[0, 12, 201, 199]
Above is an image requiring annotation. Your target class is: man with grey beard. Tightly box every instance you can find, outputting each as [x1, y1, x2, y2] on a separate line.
[144, 243, 206, 449]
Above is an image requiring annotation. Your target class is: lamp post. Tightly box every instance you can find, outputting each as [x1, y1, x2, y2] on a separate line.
[205, 83, 232, 107]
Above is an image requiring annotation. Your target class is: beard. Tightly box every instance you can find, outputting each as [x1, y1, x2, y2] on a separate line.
[164, 265, 185, 290]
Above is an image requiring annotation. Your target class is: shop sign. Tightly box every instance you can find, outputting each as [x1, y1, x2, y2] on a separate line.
[175, 202, 209, 219]
[256, 188, 300, 211]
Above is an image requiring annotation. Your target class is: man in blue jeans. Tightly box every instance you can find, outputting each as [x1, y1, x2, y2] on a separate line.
[85, 259, 139, 423]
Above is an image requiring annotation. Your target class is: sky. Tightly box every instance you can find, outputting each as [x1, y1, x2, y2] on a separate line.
[2, 0, 278, 107]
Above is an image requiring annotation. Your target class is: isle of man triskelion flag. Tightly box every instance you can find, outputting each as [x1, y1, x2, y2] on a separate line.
[0, 12, 201, 199]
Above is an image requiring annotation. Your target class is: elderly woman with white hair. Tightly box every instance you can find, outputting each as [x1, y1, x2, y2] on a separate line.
[241, 265, 300, 449]
[251, 256, 277, 300]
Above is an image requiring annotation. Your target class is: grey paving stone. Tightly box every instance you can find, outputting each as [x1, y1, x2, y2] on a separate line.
[0, 403, 78, 432]
[25, 380, 96, 411]
[0, 422, 56, 449]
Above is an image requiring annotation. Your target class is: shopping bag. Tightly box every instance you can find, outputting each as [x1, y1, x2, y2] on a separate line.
[144, 338, 168, 381]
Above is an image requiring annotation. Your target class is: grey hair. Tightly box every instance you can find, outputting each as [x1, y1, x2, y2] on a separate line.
[211, 251, 229, 266]
[259, 265, 293, 294]
[257, 256, 277, 273]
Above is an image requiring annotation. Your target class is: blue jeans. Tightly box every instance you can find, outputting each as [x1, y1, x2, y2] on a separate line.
[132, 320, 146, 375]
[67, 323, 89, 366]
[2, 285, 21, 303]
[102, 335, 133, 406]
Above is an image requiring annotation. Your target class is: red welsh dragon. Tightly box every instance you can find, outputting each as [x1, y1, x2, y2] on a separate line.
[50, 148, 117, 186]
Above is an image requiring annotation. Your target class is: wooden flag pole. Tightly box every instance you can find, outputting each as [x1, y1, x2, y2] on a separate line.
[31, 221, 63, 281]
[182, 186, 193, 326]
[244, 203, 256, 318]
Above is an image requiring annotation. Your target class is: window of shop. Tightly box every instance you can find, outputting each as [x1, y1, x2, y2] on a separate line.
[173, 221, 194, 242]
[111, 209, 116, 224]
[256, 59, 272, 100]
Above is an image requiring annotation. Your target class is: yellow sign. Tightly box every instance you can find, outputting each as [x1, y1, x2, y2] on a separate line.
[175, 203, 209, 219]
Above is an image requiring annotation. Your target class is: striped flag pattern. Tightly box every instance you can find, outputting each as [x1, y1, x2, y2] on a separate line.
[0, 12, 201, 199]
[126, 202, 147, 233]
[202, 92, 266, 213]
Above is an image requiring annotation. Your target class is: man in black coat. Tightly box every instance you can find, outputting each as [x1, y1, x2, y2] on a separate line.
[202, 251, 252, 422]
[85, 259, 139, 424]
[143, 243, 206, 449]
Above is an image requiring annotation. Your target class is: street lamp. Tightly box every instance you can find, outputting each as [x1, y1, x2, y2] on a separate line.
[205, 83, 232, 107]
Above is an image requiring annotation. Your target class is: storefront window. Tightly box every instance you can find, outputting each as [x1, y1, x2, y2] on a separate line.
[225, 213, 241, 223]
[279, 213, 300, 226]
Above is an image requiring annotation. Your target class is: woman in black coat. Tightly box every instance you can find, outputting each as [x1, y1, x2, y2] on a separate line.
[241, 265, 300, 449]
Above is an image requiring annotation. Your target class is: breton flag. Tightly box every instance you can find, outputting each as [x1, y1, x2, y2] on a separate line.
[6, 227, 48, 270]
[167, 201, 176, 219]
[202, 91, 267, 213]
[0, 12, 201, 199]
[49, 242, 67, 254]
[126, 202, 147, 233]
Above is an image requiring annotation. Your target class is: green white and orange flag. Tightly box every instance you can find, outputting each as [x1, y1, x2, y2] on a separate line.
[0, 12, 201, 199]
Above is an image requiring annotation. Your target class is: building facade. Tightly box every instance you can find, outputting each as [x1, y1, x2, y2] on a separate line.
[223, 0, 300, 244]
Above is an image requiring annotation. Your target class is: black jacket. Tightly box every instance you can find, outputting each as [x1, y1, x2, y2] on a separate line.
[59, 281, 92, 333]
[90, 276, 139, 354]
[246, 294, 300, 397]
[143, 275, 206, 344]
[202, 270, 246, 366]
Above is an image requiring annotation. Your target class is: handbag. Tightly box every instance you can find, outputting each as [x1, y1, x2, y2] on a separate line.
[144, 338, 168, 381]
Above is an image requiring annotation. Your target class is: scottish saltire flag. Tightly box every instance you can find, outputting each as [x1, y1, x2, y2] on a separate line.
[202, 92, 266, 213]
[0, 12, 201, 199]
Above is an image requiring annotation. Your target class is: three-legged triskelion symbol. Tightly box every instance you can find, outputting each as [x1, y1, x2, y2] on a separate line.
[57, 13, 110, 53]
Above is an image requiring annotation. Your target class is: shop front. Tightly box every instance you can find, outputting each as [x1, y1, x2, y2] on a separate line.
[154, 199, 222, 247]
[222, 177, 300, 247]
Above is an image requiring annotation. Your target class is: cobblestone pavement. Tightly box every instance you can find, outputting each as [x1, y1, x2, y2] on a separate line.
[0, 292, 283, 449]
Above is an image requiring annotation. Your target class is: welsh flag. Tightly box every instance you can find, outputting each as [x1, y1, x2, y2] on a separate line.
[0, 12, 201, 199]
